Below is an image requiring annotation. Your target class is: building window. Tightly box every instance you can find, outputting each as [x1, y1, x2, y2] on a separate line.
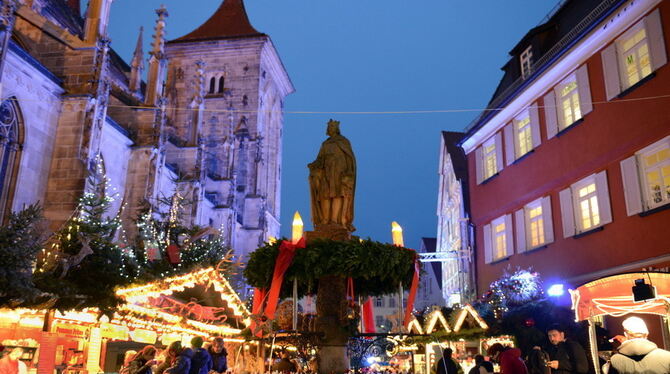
[576, 182, 600, 230]
[218, 77, 225, 93]
[388, 298, 396, 308]
[483, 138, 497, 179]
[601, 9, 667, 100]
[504, 105, 541, 165]
[515, 115, 532, 157]
[558, 76, 581, 129]
[559, 171, 612, 237]
[375, 316, 384, 327]
[375, 297, 384, 308]
[483, 214, 513, 263]
[545, 65, 592, 139]
[520, 46, 533, 79]
[209, 77, 216, 94]
[618, 26, 652, 88]
[515, 197, 554, 253]
[476, 133, 503, 184]
[0, 98, 21, 220]
[527, 202, 545, 247]
[620, 136, 670, 215]
[641, 143, 670, 208]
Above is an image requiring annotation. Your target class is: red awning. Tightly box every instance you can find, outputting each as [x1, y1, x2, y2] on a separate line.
[570, 272, 670, 321]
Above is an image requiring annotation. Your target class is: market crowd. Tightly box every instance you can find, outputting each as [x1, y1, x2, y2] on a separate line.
[118, 336, 228, 374]
[435, 317, 670, 374]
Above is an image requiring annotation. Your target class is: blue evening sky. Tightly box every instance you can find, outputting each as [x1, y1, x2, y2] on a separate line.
[108, 1, 557, 249]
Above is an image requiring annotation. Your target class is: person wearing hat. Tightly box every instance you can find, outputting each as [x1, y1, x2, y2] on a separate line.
[608, 316, 670, 374]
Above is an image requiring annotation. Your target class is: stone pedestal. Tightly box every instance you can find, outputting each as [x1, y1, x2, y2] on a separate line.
[308, 225, 352, 374]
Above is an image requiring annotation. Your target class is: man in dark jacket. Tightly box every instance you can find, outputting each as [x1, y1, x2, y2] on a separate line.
[207, 337, 228, 374]
[436, 348, 463, 374]
[188, 337, 212, 374]
[164, 342, 193, 374]
[545, 325, 588, 374]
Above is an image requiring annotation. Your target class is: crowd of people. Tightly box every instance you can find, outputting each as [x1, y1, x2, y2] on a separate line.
[120, 336, 228, 374]
[435, 317, 670, 374]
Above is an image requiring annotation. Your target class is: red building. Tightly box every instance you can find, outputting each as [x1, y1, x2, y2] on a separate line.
[460, 0, 670, 295]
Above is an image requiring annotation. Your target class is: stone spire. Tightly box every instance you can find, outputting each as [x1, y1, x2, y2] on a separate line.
[144, 5, 168, 106]
[129, 26, 144, 93]
[83, 0, 114, 43]
[170, 0, 263, 43]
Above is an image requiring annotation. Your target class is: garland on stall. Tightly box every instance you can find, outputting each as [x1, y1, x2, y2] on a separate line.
[244, 238, 417, 298]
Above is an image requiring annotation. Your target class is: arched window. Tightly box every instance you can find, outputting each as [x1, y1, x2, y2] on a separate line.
[209, 77, 216, 94]
[218, 77, 225, 93]
[0, 98, 22, 220]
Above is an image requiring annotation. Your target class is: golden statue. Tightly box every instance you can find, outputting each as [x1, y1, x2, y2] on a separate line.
[308, 119, 356, 231]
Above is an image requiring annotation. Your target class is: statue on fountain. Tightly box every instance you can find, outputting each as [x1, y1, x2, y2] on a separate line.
[308, 119, 356, 233]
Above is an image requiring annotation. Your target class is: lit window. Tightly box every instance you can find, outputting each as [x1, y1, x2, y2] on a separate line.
[642, 144, 670, 208]
[527, 204, 545, 248]
[618, 27, 652, 88]
[620, 136, 670, 215]
[492, 217, 506, 260]
[520, 46, 533, 79]
[560, 172, 612, 237]
[558, 78, 581, 128]
[483, 138, 497, 179]
[577, 183, 600, 230]
[515, 115, 532, 157]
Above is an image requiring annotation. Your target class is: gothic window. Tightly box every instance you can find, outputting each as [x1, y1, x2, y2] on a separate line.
[218, 77, 225, 93]
[0, 98, 22, 219]
[209, 77, 216, 94]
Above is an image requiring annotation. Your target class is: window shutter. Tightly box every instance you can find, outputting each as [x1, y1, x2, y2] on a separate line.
[504, 214, 514, 257]
[529, 104, 541, 148]
[576, 64, 593, 115]
[475, 147, 483, 184]
[646, 9, 667, 71]
[544, 91, 558, 139]
[559, 187, 575, 238]
[504, 123, 515, 166]
[620, 155, 644, 216]
[494, 132, 504, 173]
[541, 196, 554, 244]
[601, 44, 621, 100]
[514, 209, 526, 253]
[595, 170, 613, 225]
[483, 224, 492, 264]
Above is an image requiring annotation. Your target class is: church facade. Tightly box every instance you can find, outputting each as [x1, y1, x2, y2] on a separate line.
[0, 0, 293, 282]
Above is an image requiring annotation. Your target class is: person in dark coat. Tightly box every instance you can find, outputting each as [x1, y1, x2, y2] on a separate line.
[188, 337, 212, 374]
[163, 342, 193, 374]
[125, 346, 157, 374]
[272, 350, 297, 373]
[468, 355, 493, 374]
[436, 348, 463, 374]
[207, 337, 228, 374]
[545, 325, 588, 374]
[487, 343, 528, 374]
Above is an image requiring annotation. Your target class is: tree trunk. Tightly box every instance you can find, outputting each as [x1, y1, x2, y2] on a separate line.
[316, 275, 349, 374]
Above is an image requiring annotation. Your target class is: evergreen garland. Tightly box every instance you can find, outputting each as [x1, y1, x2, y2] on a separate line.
[244, 238, 418, 298]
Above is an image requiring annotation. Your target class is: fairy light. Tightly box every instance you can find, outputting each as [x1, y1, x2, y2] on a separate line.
[425, 309, 451, 333]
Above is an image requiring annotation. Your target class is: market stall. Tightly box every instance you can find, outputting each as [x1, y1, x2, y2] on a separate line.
[0, 267, 252, 374]
[405, 304, 492, 374]
[569, 272, 670, 374]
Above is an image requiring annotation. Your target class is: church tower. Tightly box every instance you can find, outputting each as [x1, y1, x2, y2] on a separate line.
[164, 0, 294, 264]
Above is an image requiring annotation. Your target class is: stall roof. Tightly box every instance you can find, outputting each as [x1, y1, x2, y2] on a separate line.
[570, 272, 670, 321]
